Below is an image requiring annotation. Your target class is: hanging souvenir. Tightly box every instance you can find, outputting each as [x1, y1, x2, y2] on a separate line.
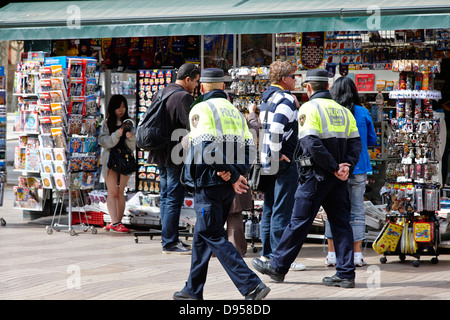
[339, 63, 348, 76]
[325, 64, 336, 78]
[300, 32, 325, 69]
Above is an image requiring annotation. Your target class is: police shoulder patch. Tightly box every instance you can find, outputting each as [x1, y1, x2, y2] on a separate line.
[191, 114, 199, 128]
[299, 114, 306, 126]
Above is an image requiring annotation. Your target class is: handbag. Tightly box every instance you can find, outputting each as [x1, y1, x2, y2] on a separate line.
[247, 92, 280, 193]
[247, 155, 275, 192]
[107, 147, 137, 185]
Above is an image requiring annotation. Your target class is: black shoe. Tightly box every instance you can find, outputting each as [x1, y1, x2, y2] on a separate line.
[252, 258, 285, 282]
[322, 274, 355, 288]
[245, 282, 271, 300]
[173, 290, 199, 300]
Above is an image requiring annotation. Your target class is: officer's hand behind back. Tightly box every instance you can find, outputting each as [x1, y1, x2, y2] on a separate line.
[232, 175, 249, 194]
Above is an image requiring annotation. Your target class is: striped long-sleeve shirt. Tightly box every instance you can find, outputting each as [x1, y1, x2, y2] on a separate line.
[259, 85, 298, 173]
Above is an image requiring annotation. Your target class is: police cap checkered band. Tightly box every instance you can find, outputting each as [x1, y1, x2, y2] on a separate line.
[200, 68, 225, 83]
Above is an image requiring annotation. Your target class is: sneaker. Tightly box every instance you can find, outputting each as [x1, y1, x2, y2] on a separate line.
[325, 254, 336, 267]
[354, 254, 367, 267]
[245, 282, 271, 300]
[110, 223, 130, 233]
[103, 223, 112, 231]
[180, 240, 191, 249]
[290, 261, 306, 271]
[322, 274, 355, 288]
[163, 242, 191, 255]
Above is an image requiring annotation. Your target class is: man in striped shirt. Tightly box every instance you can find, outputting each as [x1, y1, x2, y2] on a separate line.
[258, 61, 303, 270]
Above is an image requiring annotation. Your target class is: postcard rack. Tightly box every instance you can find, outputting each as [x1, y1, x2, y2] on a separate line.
[38, 56, 102, 236]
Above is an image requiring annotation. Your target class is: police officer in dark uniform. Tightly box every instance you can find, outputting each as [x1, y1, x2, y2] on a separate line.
[174, 68, 270, 300]
[252, 69, 362, 288]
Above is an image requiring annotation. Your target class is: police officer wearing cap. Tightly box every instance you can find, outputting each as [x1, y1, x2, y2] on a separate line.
[252, 68, 362, 288]
[174, 68, 270, 300]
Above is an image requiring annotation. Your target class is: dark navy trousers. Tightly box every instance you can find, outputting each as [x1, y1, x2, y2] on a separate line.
[183, 184, 261, 299]
[271, 174, 355, 279]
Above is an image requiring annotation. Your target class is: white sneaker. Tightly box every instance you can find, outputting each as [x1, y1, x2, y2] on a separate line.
[260, 256, 270, 262]
[290, 261, 306, 271]
[354, 254, 367, 267]
[325, 254, 336, 267]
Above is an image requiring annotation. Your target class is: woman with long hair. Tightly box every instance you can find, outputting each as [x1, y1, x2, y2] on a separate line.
[99, 95, 136, 233]
[325, 76, 377, 267]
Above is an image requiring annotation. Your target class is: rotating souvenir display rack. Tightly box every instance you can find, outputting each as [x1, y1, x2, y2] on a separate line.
[226, 66, 270, 235]
[228, 66, 269, 204]
[12, 53, 49, 214]
[39, 56, 102, 236]
[373, 59, 443, 267]
[228, 66, 270, 114]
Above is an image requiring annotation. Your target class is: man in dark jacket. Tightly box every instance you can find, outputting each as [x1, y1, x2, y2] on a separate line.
[148, 63, 200, 254]
[252, 69, 362, 288]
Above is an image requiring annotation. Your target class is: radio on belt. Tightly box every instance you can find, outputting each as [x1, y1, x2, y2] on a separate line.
[298, 156, 313, 167]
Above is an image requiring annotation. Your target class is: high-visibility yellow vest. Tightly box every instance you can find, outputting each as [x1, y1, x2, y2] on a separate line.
[298, 98, 359, 140]
[189, 98, 254, 146]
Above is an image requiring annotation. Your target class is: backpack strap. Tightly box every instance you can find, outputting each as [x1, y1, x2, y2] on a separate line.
[159, 87, 185, 101]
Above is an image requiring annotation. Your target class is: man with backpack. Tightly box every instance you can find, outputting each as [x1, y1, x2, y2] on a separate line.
[146, 63, 200, 254]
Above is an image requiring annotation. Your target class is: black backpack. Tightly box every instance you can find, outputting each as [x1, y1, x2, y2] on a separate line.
[136, 87, 184, 151]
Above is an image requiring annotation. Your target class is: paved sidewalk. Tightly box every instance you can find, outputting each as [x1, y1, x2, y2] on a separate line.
[1, 185, 450, 301]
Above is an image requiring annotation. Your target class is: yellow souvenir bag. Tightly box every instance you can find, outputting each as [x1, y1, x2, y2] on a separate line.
[373, 222, 404, 254]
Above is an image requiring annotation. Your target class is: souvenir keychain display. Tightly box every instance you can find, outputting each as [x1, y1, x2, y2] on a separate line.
[228, 66, 270, 114]
[135, 68, 176, 194]
[137, 68, 174, 119]
[374, 60, 442, 267]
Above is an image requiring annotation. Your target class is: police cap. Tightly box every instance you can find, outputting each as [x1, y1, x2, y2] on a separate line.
[200, 68, 225, 83]
[303, 69, 329, 83]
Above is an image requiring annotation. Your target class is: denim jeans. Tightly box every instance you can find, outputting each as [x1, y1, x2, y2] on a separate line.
[159, 165, 185, 249]
[260, 161, 298, 258]
[325, 173, 367, 242]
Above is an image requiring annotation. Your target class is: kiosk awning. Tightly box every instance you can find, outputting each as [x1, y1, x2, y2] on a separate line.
[1, 0, 449, 40]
